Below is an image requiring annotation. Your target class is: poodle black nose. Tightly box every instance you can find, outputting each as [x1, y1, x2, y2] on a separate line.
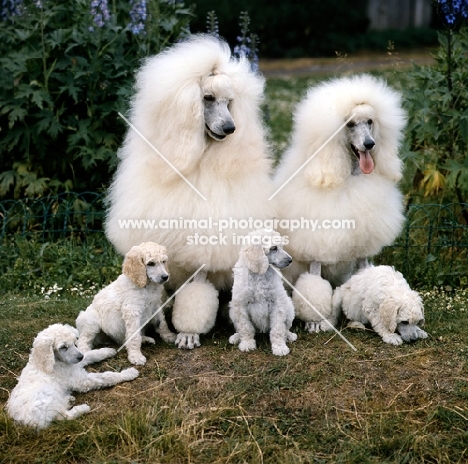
[364, 140, 375, 150]
[77, 353, 84, 362]
[160, 274, 169, 282]
[222, 122, 235, 135]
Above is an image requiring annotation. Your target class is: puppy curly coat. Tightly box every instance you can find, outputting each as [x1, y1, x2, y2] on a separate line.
[76, 242, 176, 365]
[229, 229, 297, 356]
[332, 265, 428, 345]
[5, 324, 138, 429]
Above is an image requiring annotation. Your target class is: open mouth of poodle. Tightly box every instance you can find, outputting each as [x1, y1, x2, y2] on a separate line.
[350, 143, 374, 174]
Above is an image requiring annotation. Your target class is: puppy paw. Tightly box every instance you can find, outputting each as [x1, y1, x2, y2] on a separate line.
[347, 321, 366, 330]
[160, 332, 177, 343]
[416, 327, 428, 339]
[98, 347, 117, 358]
[127, 352, 147, 365]
[70, 404, 91, 418]
[286, 331, 297, 343]
[175, 333, 201, 350]
[304, 321, 323, 333]
[121, 367, 139, 381]
[319, 319, 336, 332]
[238, 339, 256, 352]
[382, 333, 403, 345]
[272, 343, 290, 356]
[229, 333, 241, 345]
[142, 336, 156, 345]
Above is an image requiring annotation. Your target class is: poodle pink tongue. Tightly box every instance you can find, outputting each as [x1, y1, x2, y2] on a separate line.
[359, 150, 374, 174]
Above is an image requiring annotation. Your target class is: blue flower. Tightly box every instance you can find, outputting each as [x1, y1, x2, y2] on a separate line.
[90, 0, 110, 29]
[128, 0, 147, 35]
[438, 0, 468, 28]
[1, 0, 24, 20]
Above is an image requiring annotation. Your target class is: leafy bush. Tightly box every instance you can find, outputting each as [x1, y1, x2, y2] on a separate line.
[0, 0, 192, 199]
[403, 25, 468, 205]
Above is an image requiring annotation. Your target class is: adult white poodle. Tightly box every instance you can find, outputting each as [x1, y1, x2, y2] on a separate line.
[105, 34, 275, 349]
[76, 242, 176, 365]
[5, 324, 139, 429]
[229, 229, 297, 356]
[333, 265, 428, 345]
[273, 74, 407, 332]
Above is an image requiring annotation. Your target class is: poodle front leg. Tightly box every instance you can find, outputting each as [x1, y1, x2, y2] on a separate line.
[123, 314, 147, 365]
[152, 310, 177, 344]
[62, 404, 91, 421]
[269, 306, 294, 356]
[172, 281, 219, 349]
[80, 348, 117, 366]
[229, 301, 257, 352]
[75, 368, 139, 392]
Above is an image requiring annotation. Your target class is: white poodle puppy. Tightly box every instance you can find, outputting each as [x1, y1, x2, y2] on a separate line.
[332, 265, 428, 345]
[5, 324, 138, 430]
[273, 74, 407, 332]
[76, 242, 176, 365]
[105, 34, 275, 350]
[229, 229, 297, 356]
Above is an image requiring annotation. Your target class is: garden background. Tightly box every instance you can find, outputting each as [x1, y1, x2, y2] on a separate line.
[0, 0, 467, 462]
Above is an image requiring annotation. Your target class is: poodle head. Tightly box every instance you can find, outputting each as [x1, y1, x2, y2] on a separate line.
[378, 291, 425, 335]
[123, 242, 169, 288]
[345, 104, 376, 175]
[201, 72, 236, 141]
[30, 324, 83, 374]
[241, 229, 292, 275]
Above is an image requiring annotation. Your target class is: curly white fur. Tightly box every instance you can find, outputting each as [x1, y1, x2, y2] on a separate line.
[274, 74, 407, 330]
[229, 229, 297, 356]
[76, 242, 176, 365]
[5, 324, 139, 429]
[105, 34, 275, 349]
[333, 265, 428, 345]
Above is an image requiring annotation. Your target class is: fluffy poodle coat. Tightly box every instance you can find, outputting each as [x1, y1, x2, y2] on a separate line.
[5, 324, 138, 429]
[105, 34, 275, 349]
[333, 265, 428, 345]
[76, 242, 176, 365]
[274, 74, 407, 330]
[229, 229, 297, 356]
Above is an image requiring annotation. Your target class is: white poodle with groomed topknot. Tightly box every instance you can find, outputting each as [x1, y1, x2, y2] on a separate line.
[274, 74, 407, 333]
[5, 324, 138, 430]
[105, 35, 275, 349]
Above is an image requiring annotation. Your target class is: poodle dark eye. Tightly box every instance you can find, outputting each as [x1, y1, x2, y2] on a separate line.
[400, 321, 409, 325]
[204, 95, 215, 102]
[367, 119, 373, 125]
[147, 261, 155, 267]
[346, 121, 355, 128]
[162, 260, 167, 265]
[270, 246, 277, 251]
[58, 344, 67, 350]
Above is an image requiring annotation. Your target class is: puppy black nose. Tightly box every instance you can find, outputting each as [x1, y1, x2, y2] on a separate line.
[77, 354, 84, 362]
[222, 122, 235, 135]
[160, 274, 169, 282]
[364, 140, 375, 150]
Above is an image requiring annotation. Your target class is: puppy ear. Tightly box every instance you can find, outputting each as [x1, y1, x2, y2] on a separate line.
[378, 299, 398, 334]
[123, 246, 147, 287]
[243, 245, 269, 274]
[30, 335, 55, 374]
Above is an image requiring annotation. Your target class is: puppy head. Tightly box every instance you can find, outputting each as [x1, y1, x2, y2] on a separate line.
[242, 229, 292, 274]
[30, 324, 83, 374]
[201, 72, 236, 141]
[379, 291, 425, 335]
[123, 242, 169, 287]
[346, 104, 377, 175]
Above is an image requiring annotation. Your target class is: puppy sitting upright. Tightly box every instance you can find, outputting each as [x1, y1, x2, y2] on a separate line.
[229, 229, 297, 356]
[76, 242, 176, 365]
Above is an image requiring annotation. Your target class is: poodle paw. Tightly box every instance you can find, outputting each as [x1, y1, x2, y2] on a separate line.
[98, 347, 117, 358]
[159, 331, 177, 343]
[416, 327, 428, 339]
[286, 331, 298, 343]
[238, 339, 256, 352]
[142, 336, 156, 345]
[304, 321, 323, 333]
[175, 333, 201, 350]
[382, 333, 403, 346]
[347, 321, 366, 330]
[319, 319, 336, 332]
[68, 404, 91, 419]
[229, 333, 241, 345]
[272, 343, 290, 356]
[127, 352, 147, 365]
[121, 367, 139, 381]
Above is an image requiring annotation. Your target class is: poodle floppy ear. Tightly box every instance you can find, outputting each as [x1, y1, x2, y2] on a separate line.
[123, 246, 147, 288]
[378, 299, 398, 334]
[243, 244, 269, 274]
[30, 335, 55, 374]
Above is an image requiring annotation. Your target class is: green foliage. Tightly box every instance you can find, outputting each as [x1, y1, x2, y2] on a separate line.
[403, 27, 468, 203]
[0, 0, 193, 199]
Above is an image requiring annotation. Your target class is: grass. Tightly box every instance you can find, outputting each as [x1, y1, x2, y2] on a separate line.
[0, 288, 467, 463]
